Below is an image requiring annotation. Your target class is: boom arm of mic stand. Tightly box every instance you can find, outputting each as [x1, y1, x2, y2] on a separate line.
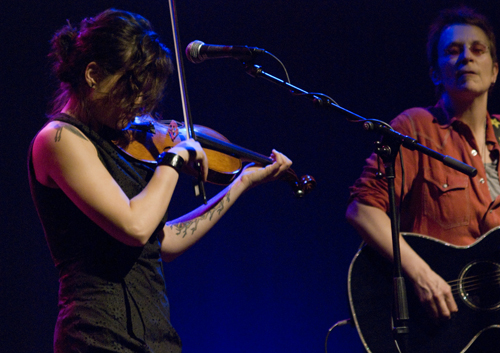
[245, 64, 367, 119]
[364, 122, 477, 177]
[245, 63, 477, 177]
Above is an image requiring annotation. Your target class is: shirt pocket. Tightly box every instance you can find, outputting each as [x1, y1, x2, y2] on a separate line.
[422, 169, 470, 229]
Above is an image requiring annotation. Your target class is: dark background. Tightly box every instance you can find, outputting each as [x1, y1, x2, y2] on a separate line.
[2, 1, 500, 352]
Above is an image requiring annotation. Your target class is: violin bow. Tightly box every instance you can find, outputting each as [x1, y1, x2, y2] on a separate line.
[168, 0, 207, 204]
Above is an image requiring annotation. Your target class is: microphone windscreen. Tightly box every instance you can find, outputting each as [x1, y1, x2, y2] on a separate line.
[185, 40, 205, 63]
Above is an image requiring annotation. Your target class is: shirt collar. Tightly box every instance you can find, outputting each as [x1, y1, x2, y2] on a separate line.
[428, 99, 494, 142]
[428, 99, 457, 127]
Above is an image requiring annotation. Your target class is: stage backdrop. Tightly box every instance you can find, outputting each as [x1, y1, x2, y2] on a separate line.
[2, 0, 500, 352]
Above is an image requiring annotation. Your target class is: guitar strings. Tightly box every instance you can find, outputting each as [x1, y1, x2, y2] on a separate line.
[446, 269, 500, 294]
[447, 270, 500, 287]
[449, 274, 500, 293]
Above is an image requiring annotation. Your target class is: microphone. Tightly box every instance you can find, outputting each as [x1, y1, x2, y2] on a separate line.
[185, 40, 265, 64]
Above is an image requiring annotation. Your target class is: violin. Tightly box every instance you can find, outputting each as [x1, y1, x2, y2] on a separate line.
[115, 116, 316, 197]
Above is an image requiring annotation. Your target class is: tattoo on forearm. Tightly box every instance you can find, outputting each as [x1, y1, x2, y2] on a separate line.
[171, 191, 232, 238]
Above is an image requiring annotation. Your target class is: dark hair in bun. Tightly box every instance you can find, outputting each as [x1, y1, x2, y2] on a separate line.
[48, 9, 174, 122]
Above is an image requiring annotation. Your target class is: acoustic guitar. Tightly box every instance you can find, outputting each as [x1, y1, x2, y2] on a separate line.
[348, 228, 500, 352]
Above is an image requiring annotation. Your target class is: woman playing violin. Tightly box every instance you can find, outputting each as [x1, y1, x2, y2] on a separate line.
[28, 9, 291, 352]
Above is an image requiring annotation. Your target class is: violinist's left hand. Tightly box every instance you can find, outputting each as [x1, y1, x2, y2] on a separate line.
[238, 149, 292, 189]
[160, 149, 291, 262]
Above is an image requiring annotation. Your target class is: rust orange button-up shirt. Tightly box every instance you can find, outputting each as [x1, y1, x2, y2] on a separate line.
[349, 100, 500, 245]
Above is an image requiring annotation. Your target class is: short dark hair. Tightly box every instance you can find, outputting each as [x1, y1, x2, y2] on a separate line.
[427, 6, 497, 72]
[48, 9, 174, 121]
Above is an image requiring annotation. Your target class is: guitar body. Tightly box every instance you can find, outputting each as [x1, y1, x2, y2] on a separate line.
[348, 227, 500, 353]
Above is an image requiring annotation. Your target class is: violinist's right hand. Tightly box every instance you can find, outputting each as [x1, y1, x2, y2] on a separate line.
[167, 139, 208, 181]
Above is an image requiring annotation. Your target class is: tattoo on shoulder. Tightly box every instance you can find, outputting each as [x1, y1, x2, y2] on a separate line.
[53, 123, 88, 143]
[54, 126, 63, 142]
[170, 191, 232, 238]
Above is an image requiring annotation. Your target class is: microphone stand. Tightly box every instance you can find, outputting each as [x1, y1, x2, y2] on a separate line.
[244, 63, 477, 352]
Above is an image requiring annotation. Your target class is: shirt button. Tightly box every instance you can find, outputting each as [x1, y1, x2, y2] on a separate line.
[443, 183, 448, 188]
[471, 149, 478, 156]
[479, 178, 485, 184]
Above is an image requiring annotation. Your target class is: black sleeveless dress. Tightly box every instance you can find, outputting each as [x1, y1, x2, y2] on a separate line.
[28, 114, 182, 352]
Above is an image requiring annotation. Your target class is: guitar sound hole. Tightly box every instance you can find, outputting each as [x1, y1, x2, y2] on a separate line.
[459, 261, 500, 311]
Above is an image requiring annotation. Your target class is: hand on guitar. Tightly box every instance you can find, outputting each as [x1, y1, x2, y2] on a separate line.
[408, 264, 458, 320]
[346, 202, 459, 321]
